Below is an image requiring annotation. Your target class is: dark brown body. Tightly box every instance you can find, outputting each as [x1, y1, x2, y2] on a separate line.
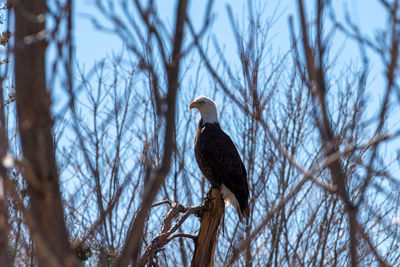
[194, 119, 249, 218]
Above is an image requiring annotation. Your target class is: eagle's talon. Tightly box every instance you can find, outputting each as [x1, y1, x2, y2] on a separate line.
[195, 208, 203, 218]
[194, 199, 210, 219]
[204, 194, 216, 210]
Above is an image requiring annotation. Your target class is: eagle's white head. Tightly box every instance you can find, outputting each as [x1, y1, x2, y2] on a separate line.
[189, 95, 218, 124]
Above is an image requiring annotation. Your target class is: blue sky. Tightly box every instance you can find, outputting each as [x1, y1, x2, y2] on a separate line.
[0, 0, 394, 197]
[74, 0, 388, 95]
[74, 0, 386, 54]
[71, 0, 399, 183]
[0, 1, 398, 263]
[0, 0, 389, 110]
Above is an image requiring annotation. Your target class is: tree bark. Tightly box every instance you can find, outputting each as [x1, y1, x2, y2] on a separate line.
[118, 0, 188, 265]
[0, 179, 10, 267]
[0, 81, 11, 266]
[191, 188, 224, 267]
[14, 1, 70, 266]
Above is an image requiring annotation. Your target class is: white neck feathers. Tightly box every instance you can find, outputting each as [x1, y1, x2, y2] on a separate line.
[200, 108, 218, 124]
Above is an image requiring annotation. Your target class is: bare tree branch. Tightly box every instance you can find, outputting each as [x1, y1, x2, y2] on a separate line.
[14, 1, 71, 265]
[118, 1, 189, 265]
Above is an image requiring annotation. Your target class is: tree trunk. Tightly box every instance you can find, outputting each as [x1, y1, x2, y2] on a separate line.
[0, 179, 10, 267]
[14, 1, 70, 266]
[191, 188, 224, 267]
[0, 81, 11, 266]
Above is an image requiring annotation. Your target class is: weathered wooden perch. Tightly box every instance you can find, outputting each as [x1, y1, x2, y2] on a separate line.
[137, 202, 202, 267]
[191, 188, 224, 267]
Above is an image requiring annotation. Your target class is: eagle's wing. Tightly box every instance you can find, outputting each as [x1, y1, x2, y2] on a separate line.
[199, 125, 249, 218]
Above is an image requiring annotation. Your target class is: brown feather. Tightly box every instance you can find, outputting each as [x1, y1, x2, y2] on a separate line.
[194, 119, 250, 221]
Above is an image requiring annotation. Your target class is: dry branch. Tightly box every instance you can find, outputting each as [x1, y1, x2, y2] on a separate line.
[14, 1, 71, 266]
[118, 1, 188, 265]
[138, 202, 203, 266]
[138, 189, 225, 267]
[0, 178, 10, 267]
[0, 77, 10, 266]
[191, 188, 225, 267]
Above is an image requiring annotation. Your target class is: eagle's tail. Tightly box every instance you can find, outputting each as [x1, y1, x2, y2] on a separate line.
[221, 184, 249, 222]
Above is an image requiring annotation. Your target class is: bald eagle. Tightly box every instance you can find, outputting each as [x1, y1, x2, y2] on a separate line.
[190, 96, 249, 221]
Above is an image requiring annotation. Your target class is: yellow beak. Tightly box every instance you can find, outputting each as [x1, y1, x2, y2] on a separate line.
[189, 102, 198, 110]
